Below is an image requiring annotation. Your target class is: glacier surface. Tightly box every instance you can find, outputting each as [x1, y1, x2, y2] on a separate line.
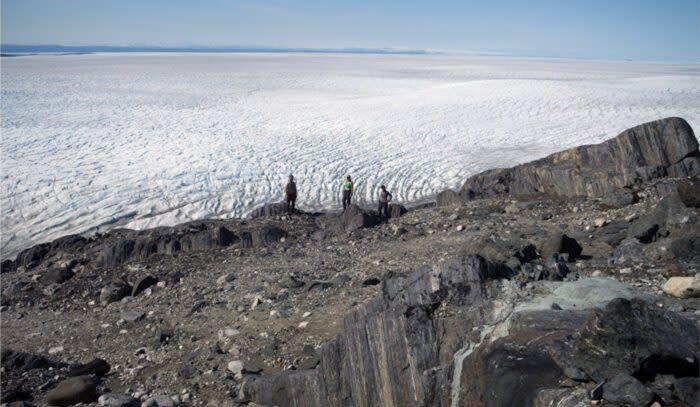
[2, 53, 699, 257]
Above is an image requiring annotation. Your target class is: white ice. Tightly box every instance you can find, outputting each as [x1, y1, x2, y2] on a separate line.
[2, 53, 699, 258]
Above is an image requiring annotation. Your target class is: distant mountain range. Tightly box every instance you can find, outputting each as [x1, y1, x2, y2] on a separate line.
[1, 44, 435, 55]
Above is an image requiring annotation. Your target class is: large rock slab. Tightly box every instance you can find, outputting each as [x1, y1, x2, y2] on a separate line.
[241, 255, 513, 406]
[439, 117, 699, 204]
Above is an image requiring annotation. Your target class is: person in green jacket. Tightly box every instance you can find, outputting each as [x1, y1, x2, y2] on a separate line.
[342, 175, 354, 210]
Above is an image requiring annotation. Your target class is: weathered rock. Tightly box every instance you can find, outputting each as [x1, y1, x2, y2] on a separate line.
[46, 375, 97, 406]
[628, 182, 700, 243]
[439, 117, 699, 204]
[177, 365, 199, 379]
[68, 358, 110, 377]
[141, 395, 178, 407]
[250, 202, 290, 218]
[39, 268, 75, 285]
[388, 203, 407, 219]
[98, 393, 139, 407]
[464, 237, 538, 268]
[540, 234, 582, 260]
[1, 349, 60, 371]
[600, 188, 637, 209]
[93, 223, 238, 267]
[341, 205, 380, 233]
[100, 281, 132, 305]
[602, 374, 654, 406]
[571, 298, 700, 381]
[241, 255, 514, 406]
[131, 275, 158, 297]
[435, 189, 463, 206]
[278, 275, 304, 289]
[663, 276, 700, 298]
[674, 377, 700, 407]
[121, 310, 145, 322]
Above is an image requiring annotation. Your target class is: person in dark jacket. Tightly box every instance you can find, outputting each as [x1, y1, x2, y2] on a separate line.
[378, 185, 392, 219]
[342, 175, 354, 210]
[285, 175, 297, 213]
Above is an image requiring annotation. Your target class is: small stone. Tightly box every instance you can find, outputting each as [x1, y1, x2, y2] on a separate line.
[177, 365, 199, 379]
[302, 311, 312, 318]
[591, 270, 602, 277]
[663, 276, 700, 298]
[218, 328, 240, 340]
[298, 321, 309, 328]
[48, 346, 64, 355]
[619, 268, 632, 275]
[593, 218, 608, 228]
[141, 394, 178, 407]
[227, 360, 244, 380]
[456, 225, 464, 232]
[121, 310, 145, 322]
[98, 393, 139, 407]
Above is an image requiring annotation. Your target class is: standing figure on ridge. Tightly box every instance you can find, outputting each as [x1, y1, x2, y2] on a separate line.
[285, 174, 297, 213]
[378, 185, 392, 219]
[342, 175, 354, 210]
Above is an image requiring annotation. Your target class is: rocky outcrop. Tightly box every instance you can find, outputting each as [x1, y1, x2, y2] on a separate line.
[241, 255, 700, 407]
[94, 221, 239, 267]
[250, 202, 291, 218]
[439, 117, 699, 205]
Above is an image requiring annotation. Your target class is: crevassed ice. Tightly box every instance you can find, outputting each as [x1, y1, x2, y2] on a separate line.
[2, 53, 699, 258]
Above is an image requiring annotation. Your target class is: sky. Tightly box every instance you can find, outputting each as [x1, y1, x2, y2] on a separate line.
[2, 0, 699, 61]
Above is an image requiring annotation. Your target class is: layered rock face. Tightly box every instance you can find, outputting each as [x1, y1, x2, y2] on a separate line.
[242, 256, 700, 407]
[241, 255, 514, 407]
[438, 117, 699, 205]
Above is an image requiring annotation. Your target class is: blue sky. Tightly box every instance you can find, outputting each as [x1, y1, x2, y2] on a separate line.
[2, 0, 699, 60]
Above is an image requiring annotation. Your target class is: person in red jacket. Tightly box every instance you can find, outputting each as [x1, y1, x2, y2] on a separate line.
[285, 175, 297, 213]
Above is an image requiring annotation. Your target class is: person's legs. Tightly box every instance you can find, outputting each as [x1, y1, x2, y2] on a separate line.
[343, 191, 350, 209]
[290, 197, 296, 212]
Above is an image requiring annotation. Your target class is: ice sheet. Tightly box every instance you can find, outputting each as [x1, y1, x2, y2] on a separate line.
[2, 53, 699, 258]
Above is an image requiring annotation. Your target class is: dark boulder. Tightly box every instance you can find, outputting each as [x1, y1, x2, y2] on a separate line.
[1, 349, 60, 371]
[100, 281, 132, 305]
[1, 259, 16, 273]
[131, 275, 158, 297]
[39, 268, 75, 285]
[674, 377, 700, 407]
[628, 182, 700, 243]
[67, 358, 110, 377]
[388, 203, 407, 219]
[540, 234, 582, 260]
[250, 202, 289, 218]
[571, 298, 700, 381]
[341, 205, 380, 233]
[46, 375, 97, 406]
[600, 188, 637, 209]
[253, 226, 288, 247]
[435, 189, 463, 206]
[602, 374, 654, 406]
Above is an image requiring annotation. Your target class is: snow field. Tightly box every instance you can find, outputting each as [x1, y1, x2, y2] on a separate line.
[2, 53, 699, 257]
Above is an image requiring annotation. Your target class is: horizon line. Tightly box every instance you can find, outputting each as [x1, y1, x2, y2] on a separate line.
[2, 44, 699, 63]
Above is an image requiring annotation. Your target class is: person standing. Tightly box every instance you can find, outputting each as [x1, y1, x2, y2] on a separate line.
[342, 175, 354, 210]
[285, 175, 297, 213]
[378, 185, 392, 219]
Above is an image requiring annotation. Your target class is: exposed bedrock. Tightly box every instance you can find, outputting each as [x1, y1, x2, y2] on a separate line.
[437, 117, 699, 205]
[241, 255, 700, 407]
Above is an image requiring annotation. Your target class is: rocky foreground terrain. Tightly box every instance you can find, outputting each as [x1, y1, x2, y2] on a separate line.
[2, 117, 700, 407]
